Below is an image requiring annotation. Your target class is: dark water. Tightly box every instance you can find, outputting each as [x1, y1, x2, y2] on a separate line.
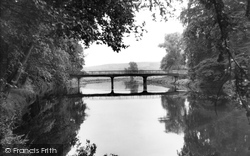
[15, 80, 250, 156]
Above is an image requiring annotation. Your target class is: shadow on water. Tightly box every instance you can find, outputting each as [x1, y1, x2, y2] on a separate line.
[159, 88, 250, 156]
[14, 96, 87, 156]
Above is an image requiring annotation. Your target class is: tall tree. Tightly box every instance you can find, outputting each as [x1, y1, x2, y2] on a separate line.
[159, 32, 185, 71]
[180, 0, 250, 103]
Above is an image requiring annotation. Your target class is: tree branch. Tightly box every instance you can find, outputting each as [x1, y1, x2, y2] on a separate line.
[11, 43, 34, 85]
[211, 0, 249, 80]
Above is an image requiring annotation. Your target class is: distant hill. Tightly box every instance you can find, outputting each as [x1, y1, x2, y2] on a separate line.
[83, 62, 161, 71]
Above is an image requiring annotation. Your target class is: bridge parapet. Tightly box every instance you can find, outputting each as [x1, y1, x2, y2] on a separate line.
[85, 70, 168, 75]
[69, 70, 187, 78]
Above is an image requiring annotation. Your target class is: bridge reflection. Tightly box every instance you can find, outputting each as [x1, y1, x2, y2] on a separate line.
[67, 90, 187, 99]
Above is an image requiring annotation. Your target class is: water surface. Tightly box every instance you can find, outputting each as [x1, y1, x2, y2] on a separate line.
[69, 81, 184, 156]
[67, 81, 250, 156]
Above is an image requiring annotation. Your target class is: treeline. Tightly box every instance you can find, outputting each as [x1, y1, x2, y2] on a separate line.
[160, 0, 250, 103]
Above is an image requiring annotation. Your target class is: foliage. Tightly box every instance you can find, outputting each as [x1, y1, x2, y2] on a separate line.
[124, 62, 139, 72]
[159, 32, 185, 71]
[0, 0, 180, 91]
[0, 115, 28, 145]
[192, 58, 226, 87]
[180, 0, 219, 68]
[72, 140, 97, 156]
[180, 0, 250, 106]
[0, 0, 181, 152]
[72, 140, 119, 156]
[124, 62, 139, 81]
[0, 0, 86, 91]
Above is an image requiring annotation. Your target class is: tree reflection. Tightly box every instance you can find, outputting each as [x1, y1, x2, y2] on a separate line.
[14, 97, 87, 156]
[177, 91, 250, 156]
[160, 95, 186, 134]
[124, 78, 139, 93]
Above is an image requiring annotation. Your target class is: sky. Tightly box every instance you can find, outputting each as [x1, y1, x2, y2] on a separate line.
[83, 10, 184, 67]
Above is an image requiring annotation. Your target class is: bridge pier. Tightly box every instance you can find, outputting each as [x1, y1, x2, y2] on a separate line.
[111, 76, 114, 93]
[143, 76, 147, 92]
[173, 76, 178, 84]
[78, 77, 81, 93]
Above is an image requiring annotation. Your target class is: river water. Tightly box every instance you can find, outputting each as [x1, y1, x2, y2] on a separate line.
[67, 80, 250, 156]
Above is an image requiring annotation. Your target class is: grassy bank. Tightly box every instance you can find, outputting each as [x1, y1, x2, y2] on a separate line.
[0, 78, 67, 150]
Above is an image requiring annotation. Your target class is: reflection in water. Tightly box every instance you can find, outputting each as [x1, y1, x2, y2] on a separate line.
[80, 81, 170, 94]
[69, 93, 184, 156]
[159, 91, 250, 156]
[17, 80, 250, 156]
[124, 79, 139, 93]
[175, 92, 250, 156]
[15, 96, 86, 156]
[160, 95, 186, 134]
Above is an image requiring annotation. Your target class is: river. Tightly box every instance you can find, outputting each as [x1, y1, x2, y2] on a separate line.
[67, 80, 250, 156]
[14, 79, 250, 156]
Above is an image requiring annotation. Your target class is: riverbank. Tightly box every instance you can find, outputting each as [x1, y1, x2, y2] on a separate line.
[0, 78, 54, 144]
[0, 77, 75, 155]
[147, 76, 190, 91]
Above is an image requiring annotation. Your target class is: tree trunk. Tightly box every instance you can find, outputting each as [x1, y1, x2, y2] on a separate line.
[11, 43, 34, 85]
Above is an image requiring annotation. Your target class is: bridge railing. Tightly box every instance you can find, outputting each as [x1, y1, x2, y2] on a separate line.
[85, 70, 169, 75]
[70, 70, 188, 76]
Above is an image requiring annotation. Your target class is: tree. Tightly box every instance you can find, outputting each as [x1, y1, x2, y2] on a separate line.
[0, 0, 180, 90]
[124, 62, 139, 72]
[0, 0, 183, 151]
[159, 32, 185, 71]
[124, 62, 139, 81]
[180, 1, 219, 68]
[180, 0, 250, 106]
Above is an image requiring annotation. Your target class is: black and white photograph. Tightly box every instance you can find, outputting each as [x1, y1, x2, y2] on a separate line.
[1, 0, 250, 156]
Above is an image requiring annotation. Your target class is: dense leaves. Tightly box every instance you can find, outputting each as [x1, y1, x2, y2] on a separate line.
[191, 58, 226, 87]
[124, 62, 139, 72]
[0, 0, 86, 90]
[159, 32, 185, 71]
[124, 62, 139, 81]
[0, 0, 178, 91]
[180, 0, 250, 103]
